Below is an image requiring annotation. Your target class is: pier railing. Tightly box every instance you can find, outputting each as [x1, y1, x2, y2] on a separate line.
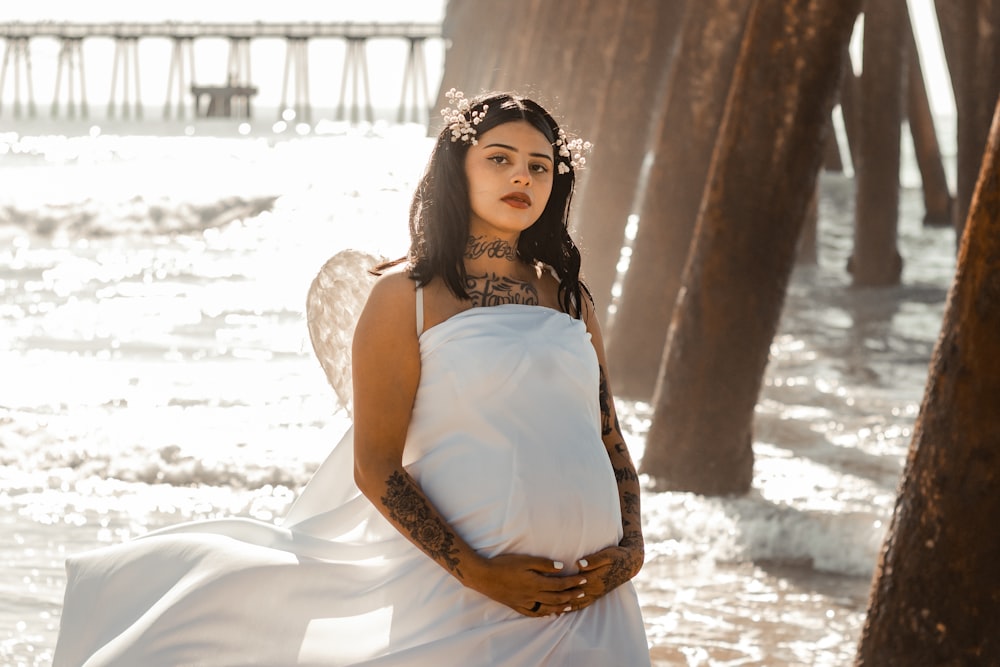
[0, 21, 443, 123]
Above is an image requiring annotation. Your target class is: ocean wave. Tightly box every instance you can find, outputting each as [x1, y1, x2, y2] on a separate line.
[643, 489, 886, 578]
[0, 194, 278, 238]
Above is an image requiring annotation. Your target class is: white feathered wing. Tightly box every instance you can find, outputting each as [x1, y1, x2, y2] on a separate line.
[283, 250, 382, 526]
[304, 249, 381, 417]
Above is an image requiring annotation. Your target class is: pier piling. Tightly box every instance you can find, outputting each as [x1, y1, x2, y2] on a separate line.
[164, 37, 195, 119]
[52, 37, 87, 118]
[0, 36, 36, 117]
[280, 36, 311, 122]
[905, 4, 952, 227]
[0, 21, 441, 123]
[108, 36, 142, 119]
[398, 37, 430, 124]
[851, 0, 906, 287]
[337, 37, 374, 124]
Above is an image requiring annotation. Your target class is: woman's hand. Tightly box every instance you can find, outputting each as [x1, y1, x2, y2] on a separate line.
[569, 541, 645, 611]
[466, 553, 589, 617]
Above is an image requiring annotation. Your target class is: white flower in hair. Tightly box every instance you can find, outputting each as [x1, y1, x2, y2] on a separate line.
[555, 128, 592, 174]
[441, 89, 592, 173]
[441, 88, 488, 145]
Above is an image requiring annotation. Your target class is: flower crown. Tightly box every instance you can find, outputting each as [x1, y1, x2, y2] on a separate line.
[440, 89, 487, 145]
[440, 88, 591, 175]
[554, 129, 592, 175]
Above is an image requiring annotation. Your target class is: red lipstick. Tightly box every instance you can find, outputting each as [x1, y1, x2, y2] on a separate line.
[501, 192, 532, 208]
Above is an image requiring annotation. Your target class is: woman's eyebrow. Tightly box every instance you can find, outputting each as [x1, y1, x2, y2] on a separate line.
[484, 143, 554, 162]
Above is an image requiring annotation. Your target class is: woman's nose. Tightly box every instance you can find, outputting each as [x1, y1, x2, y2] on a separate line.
[511, 164, 531, 185]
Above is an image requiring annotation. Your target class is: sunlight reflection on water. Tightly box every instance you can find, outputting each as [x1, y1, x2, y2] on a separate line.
[1, 122, 955, 664]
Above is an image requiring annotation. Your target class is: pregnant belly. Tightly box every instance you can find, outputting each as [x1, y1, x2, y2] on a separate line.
[407, 428, 623, 566]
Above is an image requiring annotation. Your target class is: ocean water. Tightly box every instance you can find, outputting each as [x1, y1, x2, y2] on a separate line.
[0, 112, 955, 666]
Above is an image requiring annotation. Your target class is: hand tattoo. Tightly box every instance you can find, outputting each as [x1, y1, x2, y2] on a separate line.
[381, 471, 463, 577]
[602, 552, 637, 591]
[603, 532, 645, 591]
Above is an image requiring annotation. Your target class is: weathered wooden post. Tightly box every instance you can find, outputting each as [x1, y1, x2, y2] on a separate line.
[839, 66, 861, 167]
[967, 2, 1000, 236]
[905, 5, 953, 226]
[573, 0, 687, 316]
[510, 0, 598, 98]
[855, 95, 1000, 667]
[639, 0, 861, 494]
[933, 0, 971, 235]
[432, 0, 491, 116]
[559, 0, 631, 214]
[479, 1, 536, 93]
[606, 0, 752, 401]
[434, 0, 471, 100]
[823, 112, 845, 172]
[563, 0, 629, 136]
[850, 0, 905, 287]
[934, 0, 1000, 240]
[798, 188, 820, 265]
[489, 0, 546, 93]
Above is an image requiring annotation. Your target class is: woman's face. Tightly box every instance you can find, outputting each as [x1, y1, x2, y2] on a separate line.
[463, 120, 555, 240]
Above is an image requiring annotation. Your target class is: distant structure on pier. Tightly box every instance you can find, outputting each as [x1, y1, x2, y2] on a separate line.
[0, 21, 442, 123]
[192, 80, 258, 119]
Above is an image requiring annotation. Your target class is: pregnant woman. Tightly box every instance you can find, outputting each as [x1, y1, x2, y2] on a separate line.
[54, 90, 650, 666]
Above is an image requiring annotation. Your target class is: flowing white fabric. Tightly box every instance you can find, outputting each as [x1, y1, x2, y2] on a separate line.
[54, 302, 651, 667]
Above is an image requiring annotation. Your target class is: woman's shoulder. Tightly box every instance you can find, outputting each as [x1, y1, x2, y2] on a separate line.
[354, 269, 421, 355]
[533, 262, 592, 319]
[531, 262, 561, 306]
[364, 268, 418, 315]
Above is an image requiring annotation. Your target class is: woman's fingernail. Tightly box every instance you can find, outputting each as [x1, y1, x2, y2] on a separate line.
[579, 578, 587, 585]
[553, 561, 564, 570]
[577, 592, 585, 598]
[578, 559, 588, 568]
[563, 606, 572, 612]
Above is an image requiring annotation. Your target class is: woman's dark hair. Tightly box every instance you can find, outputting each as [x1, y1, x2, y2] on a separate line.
[376, 91, 589, 318]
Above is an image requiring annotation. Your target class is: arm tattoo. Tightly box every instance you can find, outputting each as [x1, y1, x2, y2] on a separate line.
[612, 442, 639, 483]
[603, 530, 645, 591]
[465, 272, 539, 307]
[601, 376, 641, 486]
[598, 364, 645, 589]
[465, 235, 518, 261]
[614, 464, 640, 484]
[599, 366, 614, 436]
[623, 491, 639, 516]
[381, 471, 463, 577]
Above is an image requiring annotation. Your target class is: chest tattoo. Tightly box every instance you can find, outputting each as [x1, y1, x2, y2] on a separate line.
[465, 272, 539, 307]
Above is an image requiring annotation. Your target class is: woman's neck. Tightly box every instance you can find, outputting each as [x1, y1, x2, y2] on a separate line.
[462, 234, 529, 278]
[461, 234, 540, 306]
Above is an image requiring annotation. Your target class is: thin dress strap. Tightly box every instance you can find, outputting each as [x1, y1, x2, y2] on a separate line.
[415, 285, 424, 336]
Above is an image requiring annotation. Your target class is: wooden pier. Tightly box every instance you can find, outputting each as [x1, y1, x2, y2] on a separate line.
[0, 21, 442, 121]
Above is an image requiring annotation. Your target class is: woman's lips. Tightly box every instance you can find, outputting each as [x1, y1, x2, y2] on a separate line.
[502, 192, 531, 209]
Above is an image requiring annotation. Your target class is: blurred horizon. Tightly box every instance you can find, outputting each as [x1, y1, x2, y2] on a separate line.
[0, 0, 957, 124]
[0, 1, 446, 119]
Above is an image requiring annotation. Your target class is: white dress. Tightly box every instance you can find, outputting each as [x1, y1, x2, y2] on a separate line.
[54, 276, 650, 666]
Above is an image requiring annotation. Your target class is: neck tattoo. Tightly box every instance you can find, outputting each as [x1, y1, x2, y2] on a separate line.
[465, 272, 539, 307]
[465, 235, 518, 262]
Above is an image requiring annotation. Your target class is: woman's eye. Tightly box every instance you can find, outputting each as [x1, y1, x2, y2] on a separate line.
[488, 155, 509, 165]
[531, 163, 549, 174]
